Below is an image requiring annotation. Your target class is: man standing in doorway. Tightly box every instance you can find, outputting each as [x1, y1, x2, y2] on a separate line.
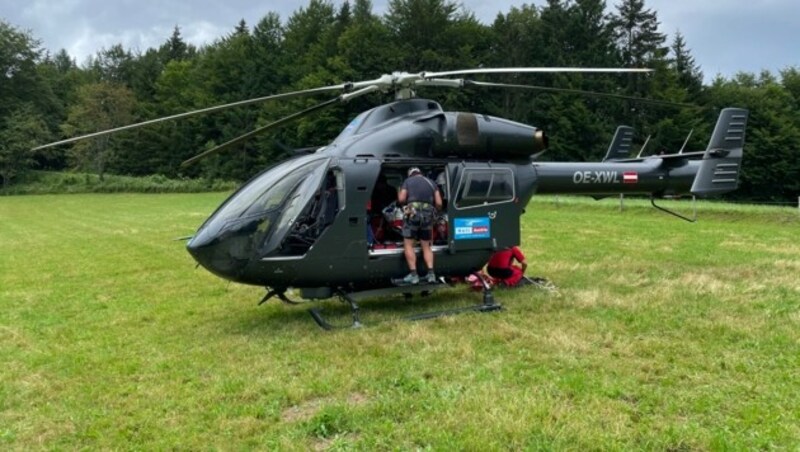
[395, 167, 443, 285]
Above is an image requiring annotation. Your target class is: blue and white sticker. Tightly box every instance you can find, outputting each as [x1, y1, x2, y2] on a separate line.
[454, 217, 491, 240]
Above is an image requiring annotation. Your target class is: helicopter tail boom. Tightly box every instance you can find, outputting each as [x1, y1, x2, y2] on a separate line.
[532, 108, 748, 198]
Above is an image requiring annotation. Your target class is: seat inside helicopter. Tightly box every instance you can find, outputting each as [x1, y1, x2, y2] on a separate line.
[280, 165, 344, 256]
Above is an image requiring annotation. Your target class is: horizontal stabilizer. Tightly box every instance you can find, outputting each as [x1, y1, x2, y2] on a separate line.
[603, 126, 635, 161]
[691, 108, 748, 197]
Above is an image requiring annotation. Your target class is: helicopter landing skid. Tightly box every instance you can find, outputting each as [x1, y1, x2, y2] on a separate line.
[258, 288, 300, 305]
[405, 272, 502, 321]
[308, 275, 501, 330]
[309, 288, 368, 330]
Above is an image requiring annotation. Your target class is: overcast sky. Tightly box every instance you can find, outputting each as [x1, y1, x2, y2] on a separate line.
[2, 0, 798, 82]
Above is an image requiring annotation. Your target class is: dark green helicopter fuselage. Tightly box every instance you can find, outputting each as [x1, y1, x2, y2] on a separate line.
[186, 99, 746, 298]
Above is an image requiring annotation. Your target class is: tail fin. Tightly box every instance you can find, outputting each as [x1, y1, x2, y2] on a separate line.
[691, 108, 748, 197]
[603, 126, 635, 161]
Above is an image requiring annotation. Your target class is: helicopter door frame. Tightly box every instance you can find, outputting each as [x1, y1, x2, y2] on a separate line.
[446, 162, 520, 252]
[262, 160, 344, 259]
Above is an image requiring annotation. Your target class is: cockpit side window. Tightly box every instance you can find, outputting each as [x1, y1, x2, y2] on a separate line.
[207, 158, 325, 227]
[246, 168, 309, 216]
[191, 156, 330, 251]
[270, 167, 345, 256]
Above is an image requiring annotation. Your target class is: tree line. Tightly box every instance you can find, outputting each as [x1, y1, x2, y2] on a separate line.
[1, 0, 798, 201]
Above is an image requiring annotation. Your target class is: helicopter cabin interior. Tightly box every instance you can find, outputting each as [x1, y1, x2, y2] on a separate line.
[366, 164, 449, 256]
[366, 162, 518, 257]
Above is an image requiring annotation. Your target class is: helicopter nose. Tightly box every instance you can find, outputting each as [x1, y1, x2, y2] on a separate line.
[186, 230, 249, 281]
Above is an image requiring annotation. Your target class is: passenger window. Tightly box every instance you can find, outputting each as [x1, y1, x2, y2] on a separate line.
[464, 172, 492, 199]
[455, 169, 514, 208]
[488, 173, 514, 199]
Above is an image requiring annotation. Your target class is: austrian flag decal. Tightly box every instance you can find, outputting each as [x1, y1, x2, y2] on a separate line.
[623, 171, 639, 184]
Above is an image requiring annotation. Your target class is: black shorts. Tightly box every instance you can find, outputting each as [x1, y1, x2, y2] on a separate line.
[487, 266, 513, 279]
[402, 205, 434, 241]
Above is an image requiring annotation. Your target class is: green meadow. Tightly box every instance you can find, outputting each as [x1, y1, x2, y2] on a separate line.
[1, 194, 798, 449]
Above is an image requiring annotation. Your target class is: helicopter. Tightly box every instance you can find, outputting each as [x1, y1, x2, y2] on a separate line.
[36, 68, 748, 328]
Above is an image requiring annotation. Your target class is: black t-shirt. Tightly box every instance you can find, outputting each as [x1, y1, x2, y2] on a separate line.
[401, 174, 437, 204]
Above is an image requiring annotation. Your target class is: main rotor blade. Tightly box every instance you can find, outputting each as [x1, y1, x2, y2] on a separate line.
[463, 80, 699, 109]
[180, 84, 380, 167]
[424, 67, 652, 79]
[32, 84, 351, 152]
[181, 97, 341, 167]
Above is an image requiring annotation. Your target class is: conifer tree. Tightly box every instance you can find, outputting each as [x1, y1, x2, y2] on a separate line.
[670, 31, 703, 96]
[610, 0, 668, 99]
[161, 26, 194, 63]
[385, 0, 463, 70]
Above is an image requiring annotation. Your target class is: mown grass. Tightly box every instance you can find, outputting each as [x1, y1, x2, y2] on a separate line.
[1, 194, 798, 449]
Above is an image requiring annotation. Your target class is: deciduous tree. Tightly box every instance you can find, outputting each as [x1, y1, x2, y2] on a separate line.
[0, 105, 49, 188]
[62, 82, 136, 180]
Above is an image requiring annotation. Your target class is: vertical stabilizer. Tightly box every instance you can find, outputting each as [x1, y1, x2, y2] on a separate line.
[691, 108, 748, 197]
[602, 126, 635, 161]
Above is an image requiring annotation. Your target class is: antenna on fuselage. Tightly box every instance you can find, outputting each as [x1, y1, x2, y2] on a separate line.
[678, 129, 694, 154]
[636, 134, 652, 158]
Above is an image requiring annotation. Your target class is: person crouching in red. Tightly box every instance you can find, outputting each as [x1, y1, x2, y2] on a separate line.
[486, 246, 528, 287]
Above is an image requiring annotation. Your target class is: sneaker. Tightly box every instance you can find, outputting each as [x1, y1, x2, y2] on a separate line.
[425, 272, 437, 284]
[401, 272, 419, 285]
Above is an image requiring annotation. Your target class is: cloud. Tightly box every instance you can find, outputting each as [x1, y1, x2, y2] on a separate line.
[647, 0, 800, 80]
[2, 0, 798, 80]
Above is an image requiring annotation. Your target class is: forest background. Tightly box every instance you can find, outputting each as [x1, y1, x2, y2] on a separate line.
[1, 0, 798, 202]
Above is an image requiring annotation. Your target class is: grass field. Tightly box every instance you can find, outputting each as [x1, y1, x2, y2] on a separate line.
[1, 194, 798, 449]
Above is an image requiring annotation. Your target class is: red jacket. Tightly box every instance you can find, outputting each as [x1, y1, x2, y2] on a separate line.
[487, 246, 525, 269]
